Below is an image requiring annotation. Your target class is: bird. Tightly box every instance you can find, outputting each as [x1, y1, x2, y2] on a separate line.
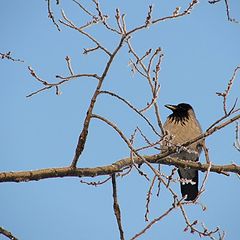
[162, 103, 203, 201]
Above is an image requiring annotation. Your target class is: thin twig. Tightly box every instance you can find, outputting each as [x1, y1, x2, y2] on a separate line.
[131, 173, 184, 240]
[27, 66, 99, 97]
[130, 205, 176, 240]
[156, 164, 161, 197]
[208, 0, 221, 3]
[206, 107, 236, 131]
[121, 14, 127, 35]
[112, 174, 125, 240]
[127, 0, 199, 36]
[194, 162, 212, 202]
[83, 46, 100, 54]
[0, 51, 24, 62]
[99, 90, 161, 137]
[202, 143, 210, 164]
[145, 5, 153, 27]
[65, 56, 74, 75]
[145, 175, 157, 222]
[26, 86, 52, 98]
[127, 41, 164, 134]
[233, 121, 240, 151]
[115, 9, 123, 34]
[166, 167, 178, 188]
[47, 0, 61, 31]
[224, 0, 238, 23]
[92, 0, 121, 34]
[60, 10, 112, 56]
[216, 65, 240, 115]
[91, 113, 163, 181]
[80, 176, 111, 186]
[0, 226, 18, 240]
[128, 59, 148, 78]
[72, 0, 95, 17]
[179, 203, 222, 239]
[129, 128, 150, 180]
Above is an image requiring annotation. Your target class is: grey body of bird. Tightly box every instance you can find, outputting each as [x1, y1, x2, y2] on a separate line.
[162, 103, 203, 201]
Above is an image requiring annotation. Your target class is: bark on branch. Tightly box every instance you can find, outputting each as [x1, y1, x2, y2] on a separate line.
[0, 154, 239, 183]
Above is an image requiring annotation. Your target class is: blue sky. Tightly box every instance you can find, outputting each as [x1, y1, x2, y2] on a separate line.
[0, 1, 240, 239]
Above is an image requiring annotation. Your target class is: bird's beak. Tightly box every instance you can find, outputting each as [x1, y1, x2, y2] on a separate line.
[164, 104, 177, 111]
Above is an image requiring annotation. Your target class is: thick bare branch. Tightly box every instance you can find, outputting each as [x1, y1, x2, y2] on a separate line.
[1, 150, 240, 184]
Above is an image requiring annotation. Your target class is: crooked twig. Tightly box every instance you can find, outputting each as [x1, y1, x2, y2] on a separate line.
[179, 203, 223, 239]
[80, 176, 111, 186]
[27, 66, 99, 97]
[145, 175, 157, 222]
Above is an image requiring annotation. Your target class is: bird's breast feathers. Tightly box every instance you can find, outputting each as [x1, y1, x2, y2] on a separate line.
[163, 114, 202, 145]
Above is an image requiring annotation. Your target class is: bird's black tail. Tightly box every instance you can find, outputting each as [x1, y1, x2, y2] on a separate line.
[178, 169, 198, 201]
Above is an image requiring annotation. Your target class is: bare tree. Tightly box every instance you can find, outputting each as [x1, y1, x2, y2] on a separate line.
[1, 1, 239, 239]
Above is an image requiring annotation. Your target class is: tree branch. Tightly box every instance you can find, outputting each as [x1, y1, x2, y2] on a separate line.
[46, 0, 61, 31]
[0, 51, 24, 62]
[99, 90, 161, 137]
[112, 174, 125, 240]
[130, 204, 176, 240]
[70, 36, 126, 168]
[1, 154, 240, 183]
[127, 0, 199, 36]
[0, 226, 18, 240]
